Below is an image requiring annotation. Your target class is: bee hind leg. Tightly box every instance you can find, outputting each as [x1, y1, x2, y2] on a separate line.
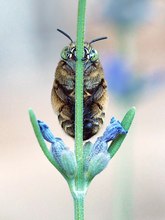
[61, 120, 75, 138]
[58, 105, 75, 138]
[83, 103, 105, 140]
[83, 117, 104, 140]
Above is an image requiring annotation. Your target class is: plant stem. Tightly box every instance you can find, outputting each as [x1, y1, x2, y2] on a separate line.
[74, 195, 85, 220]
[75, 0, 86, 191]
[74, 0, 86, 219]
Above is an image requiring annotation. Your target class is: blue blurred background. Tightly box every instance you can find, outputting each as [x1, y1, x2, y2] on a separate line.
[0, 0, 165, 219]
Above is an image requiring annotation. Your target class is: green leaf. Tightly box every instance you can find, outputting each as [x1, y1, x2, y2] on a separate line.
[108, 107, 136, 158]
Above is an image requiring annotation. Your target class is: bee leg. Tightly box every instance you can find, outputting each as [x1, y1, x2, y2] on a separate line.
[85, 79, 107, 106]
[58, 105, 75, 138]
[83, 118, 101, 140]
[83, 103, 104, 140]
[61, 119, 75, 138]
[55, 86, 74, 104]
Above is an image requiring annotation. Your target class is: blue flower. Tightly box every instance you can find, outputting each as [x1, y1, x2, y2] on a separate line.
[88, 117, 127, 159]
[103, 55, 165, 103]
[101, 117, 127, 142]
[84, 117, 127, 181]
[103, 0, 151, 29]
[38, 120, 57, 143]
[38, 117, 126, 182]
[38, 120, 77, 179]
[103, 56, 145, 100]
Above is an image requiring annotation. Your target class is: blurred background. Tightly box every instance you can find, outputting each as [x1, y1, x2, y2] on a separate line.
[0, 0, 165, 219]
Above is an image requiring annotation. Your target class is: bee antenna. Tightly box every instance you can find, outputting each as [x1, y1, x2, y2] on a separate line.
[57, 28, 73, 43]
[90, 37, 108, 44]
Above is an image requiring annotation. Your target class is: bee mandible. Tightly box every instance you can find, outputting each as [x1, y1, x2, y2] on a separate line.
[51, 29, 108, 140]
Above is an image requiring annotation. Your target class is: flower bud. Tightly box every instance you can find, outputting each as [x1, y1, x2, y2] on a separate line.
[83, 117, 126, 181]
[38, 120, 56, 143]
[60, 150, 77, 179]
[83, 141, 93, 164]
[85, 153, 110, 181]
[51, 139, 66, 166]
[102, 117, 127, 143]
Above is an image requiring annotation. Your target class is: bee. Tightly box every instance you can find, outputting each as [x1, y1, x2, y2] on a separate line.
[51, 29, 108, 140]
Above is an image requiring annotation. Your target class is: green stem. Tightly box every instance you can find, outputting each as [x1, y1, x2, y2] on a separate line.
[75, 0, 86, 191]
[74, 0, 86, 219]
[74, 195, 85, 220]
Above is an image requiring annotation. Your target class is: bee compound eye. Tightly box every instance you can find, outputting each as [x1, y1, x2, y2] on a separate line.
[61, 46, 70, 60]
[90, 49, 99, 62]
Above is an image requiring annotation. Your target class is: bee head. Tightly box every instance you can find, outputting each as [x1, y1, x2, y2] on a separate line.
[60, 43, 98, 62]
[57, 28, 107, 64]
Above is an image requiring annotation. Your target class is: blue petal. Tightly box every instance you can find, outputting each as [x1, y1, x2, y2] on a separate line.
[84, 141, 108, 171]
[90, 139, 108, 156]
[38, 120, 56, 143]
[102, 117, 127, 142]
[51, 140, 67, 166]
[87, 117, 127, 161]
